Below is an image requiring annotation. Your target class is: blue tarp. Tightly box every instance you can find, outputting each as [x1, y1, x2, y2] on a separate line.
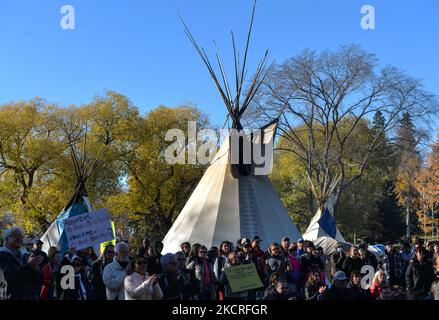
[317, 207, 337, 238]
[56, 198, 89, 256]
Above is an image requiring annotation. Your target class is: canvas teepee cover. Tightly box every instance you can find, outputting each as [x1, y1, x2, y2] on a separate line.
[40, 185, 92, 255]
[302, 204, 351, 255]
[162, 123, 301, 253]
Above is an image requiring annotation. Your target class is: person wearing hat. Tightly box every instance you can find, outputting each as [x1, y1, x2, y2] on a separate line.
[378, 241, 404, 286]
[296, 239, 305, 257]
[321, 271, 349, 300]
[239, 238, 253, 264]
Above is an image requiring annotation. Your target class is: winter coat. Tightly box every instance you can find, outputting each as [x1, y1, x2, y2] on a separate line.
[360, 252, 378, 271]
[60, 271, 94, 300]
[102, 258, 128, 300]
[40, 263, 60, 300]
[304, 281, 325, 300]
[405, 259, 435, 300]
[346, 282, 373, 300]
[186, 258, 216, 299]
[124, 272, 163, 300]
[263, 287, 296, 300]
[369, 281, 382, 299]
[158, 271, 197, 300]
[91, 259, 111, 300]
[321, 286, 349, 300]
[0, 246, 43, 300]
[286, 254, 301, 285]
[379, 250, 405, 285]
[342, 256, 364, 278]
[331, 252, 346, 276]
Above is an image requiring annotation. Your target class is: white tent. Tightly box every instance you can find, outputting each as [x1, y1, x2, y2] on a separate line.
[302, 204, 351, 255]
[164, 5, 301, 254]
[162, 127, 301, 254]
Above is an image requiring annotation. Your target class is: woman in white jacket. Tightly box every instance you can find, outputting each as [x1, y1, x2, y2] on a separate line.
[124, 255, 163, 300]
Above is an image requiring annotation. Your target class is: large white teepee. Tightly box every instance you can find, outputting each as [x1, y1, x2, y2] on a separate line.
[302, 199, 351, 255]
[163, 3, 300, 253]
[162, 124, 301, 254]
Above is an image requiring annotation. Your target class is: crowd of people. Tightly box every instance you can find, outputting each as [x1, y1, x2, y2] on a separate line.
[1, 226, 439, 301]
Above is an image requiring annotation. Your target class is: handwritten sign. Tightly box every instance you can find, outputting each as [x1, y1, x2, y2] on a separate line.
[64, 208, 113, 251]
[224, 263, 263, 293]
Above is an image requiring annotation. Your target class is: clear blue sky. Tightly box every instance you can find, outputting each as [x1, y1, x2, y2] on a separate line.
[1, 0, 438, 131]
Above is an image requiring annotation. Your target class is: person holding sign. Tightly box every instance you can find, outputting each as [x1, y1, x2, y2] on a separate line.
[219, 252, 249, 300]
[124, 256, 162, 300]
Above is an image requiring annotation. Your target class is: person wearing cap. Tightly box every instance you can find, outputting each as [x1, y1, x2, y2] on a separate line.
[321, 271, 349, 300]
[280, 237, 290, 257]
[251, 236, 266, 284]
[0, 227, 44, 300]
[379, 241, 404, 286]
[239, 238, 254, 264]
[31, 239, 49, 268]
[296, 239, 305, 257]
[331, 244, 346, 277]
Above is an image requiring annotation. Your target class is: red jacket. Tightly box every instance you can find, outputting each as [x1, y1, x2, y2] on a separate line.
[40, 263, 52, 300]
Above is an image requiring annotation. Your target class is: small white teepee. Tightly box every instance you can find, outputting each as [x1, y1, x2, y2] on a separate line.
[40, 122, 104, 254]
[302, 199, 351, 255]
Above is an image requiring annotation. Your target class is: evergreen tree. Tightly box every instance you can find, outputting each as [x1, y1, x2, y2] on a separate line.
[395, 112, 421, 239]
[379, 181, 406, 242]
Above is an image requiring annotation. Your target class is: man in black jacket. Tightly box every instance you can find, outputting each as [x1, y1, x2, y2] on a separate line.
[331, 244, 346, 278]
[0, 227, 43, 300]
[322, 271, 349, 300]
[406, 247, 434, 300]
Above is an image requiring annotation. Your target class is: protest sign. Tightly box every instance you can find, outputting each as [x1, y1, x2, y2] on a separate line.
[100, 221, 116, 254]
[224, 263, 263, 293]
[64, 208, 113, 251]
